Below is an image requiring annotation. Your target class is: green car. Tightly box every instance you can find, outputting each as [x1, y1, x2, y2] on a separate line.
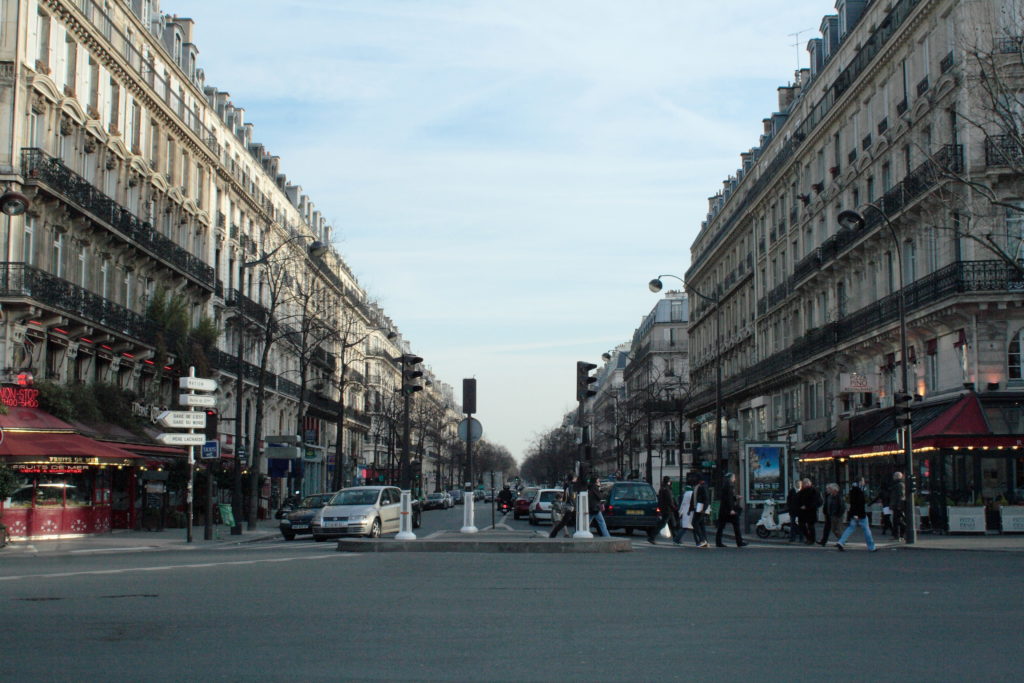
[601, 482, 661, 535]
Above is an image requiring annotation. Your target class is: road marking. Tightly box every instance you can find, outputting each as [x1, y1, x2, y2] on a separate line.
[71, 547, 163, 555]
[0, 553, 352, 582]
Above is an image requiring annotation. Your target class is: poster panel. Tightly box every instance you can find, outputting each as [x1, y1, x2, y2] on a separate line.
[744, 442, 788, 504]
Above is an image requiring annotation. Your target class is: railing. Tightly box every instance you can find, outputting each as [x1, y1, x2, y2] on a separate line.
[940, 52, 954, 74]
[985, 135, 1024, 167]
[995, 36, 1024, 54]
[687, 260, 1024, 414]
[0, 262, 160, 346]
[225, 289, 268, 326]
[21, 149, 215, 289]
[916, 76, 929, 96]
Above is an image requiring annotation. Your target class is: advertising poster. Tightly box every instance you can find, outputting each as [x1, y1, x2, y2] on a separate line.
[745, 443, 787, 504]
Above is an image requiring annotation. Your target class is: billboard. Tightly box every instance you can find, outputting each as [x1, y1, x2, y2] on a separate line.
[744, 442, 788, 504]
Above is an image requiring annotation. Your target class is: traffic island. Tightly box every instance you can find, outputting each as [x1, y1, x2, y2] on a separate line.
[335, 530, 633, 553]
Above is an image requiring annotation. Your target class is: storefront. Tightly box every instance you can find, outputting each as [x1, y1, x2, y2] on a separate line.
[0, 387, 147, 540]
[798, 392, 1024, 532]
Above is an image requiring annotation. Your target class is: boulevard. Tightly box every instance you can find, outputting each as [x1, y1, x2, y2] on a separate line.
[2, 505, 1021, 682]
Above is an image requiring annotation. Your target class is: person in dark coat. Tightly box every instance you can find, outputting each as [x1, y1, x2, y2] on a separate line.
[836, 477, 877, 551]
[818, 483, 846, 545]
[587, 476, 610, 537]
[688, 474, 710, 548]
[796, 478, 822, 545]
[890, 471, 907, 541]
[786, 480, 805, 543]
[715, 472, 748, 547]
[548, 475, 576, 538]
[648, 476, 682, 545]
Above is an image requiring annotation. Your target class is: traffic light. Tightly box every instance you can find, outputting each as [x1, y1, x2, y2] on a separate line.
[576, 361, 597, 401]
[204, 409, 218, 440]
[893, 392, 913, 428]
[401, 354, 424, 395]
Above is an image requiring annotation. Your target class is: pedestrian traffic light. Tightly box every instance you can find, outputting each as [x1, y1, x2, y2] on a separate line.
[401, 354, 424, 395]
[893, 392, 913, 427]
[204, 409, 218, 440]
[576, 361, 598, 401]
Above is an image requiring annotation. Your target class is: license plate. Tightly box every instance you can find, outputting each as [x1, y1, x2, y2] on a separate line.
[322, 520, 345, 528]
[626, 509, 644, 516]
[292, 524, 309, 530]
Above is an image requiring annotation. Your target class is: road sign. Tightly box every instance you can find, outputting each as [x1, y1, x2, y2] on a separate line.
[458, 417, 483, 442]
[179, 393, 216, 407]
[179, 376, 218, 392]
[157, 410, 207, 429]
[157, 432, 207, 446]
[201, 440, 220, 460]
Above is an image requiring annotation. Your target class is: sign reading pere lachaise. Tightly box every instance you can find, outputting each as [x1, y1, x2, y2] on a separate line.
[744, 443, 788, 504]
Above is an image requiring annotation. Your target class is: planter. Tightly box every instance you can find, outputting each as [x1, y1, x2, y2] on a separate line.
[999, 506, 1024, 533]
[947, 506, 986, 533]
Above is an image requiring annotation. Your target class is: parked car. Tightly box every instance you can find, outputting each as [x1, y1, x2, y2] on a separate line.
[514, 487, 539, 520]
[311, 486, 421, 541]
[279, 493, 335, 540]
[423, 492, 449, 510]
[484, 489, 495, 503]
[449, 489, 464, 505]
[602, 481, 661, 535]
[473, 489, 484, 502]
[528, 488, 563, 525]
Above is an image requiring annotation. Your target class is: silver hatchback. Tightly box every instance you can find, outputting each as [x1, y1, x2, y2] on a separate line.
[312, 486, 404, 541]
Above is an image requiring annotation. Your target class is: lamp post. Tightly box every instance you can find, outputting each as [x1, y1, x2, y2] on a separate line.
[837, 207, 916, 544]
[231, 235, 327, 534]
[649, 274, 723, 480]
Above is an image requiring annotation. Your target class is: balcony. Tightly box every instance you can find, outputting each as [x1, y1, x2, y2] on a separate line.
[985, 135, 1024, 167]
[916, 76, 929, 97]
[225, 289, 269, 326]
[0, 262, 161, 347]
[21, 149, 215, 290]
[940, 52, 954, 74]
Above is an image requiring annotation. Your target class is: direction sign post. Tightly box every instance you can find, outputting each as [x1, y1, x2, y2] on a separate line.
[156, 432, 207, 446]
[157, 410, 207, 430]
[179, 394, 216, 407]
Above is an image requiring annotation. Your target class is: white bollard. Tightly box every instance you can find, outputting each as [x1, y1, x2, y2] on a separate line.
[396, 490, 416, 540]
[461, 488, 478, 534]
[573, 490, 594, 539]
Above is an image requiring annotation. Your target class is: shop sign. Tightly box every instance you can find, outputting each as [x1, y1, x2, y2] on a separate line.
[947, 506, 986, 533]
[0, 386, 39, 407]
[1000, 506, 1024, 533]
[47, 456, 101, 465]
[839, 372, 880, 393]
[14, 465, 86, 474]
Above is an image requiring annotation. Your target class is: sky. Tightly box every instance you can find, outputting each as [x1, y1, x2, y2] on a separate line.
[168, 0, 831, 462]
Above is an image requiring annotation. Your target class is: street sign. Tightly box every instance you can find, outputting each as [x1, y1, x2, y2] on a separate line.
[201, 440, 220, 460]
[458, 417, 483, 442]
[156, 410, 207, 429]
[179, 376, 218, 392]
[157, 432, 207, 446]
[179, 393, 216, 407]
[265, 445, 302, 459]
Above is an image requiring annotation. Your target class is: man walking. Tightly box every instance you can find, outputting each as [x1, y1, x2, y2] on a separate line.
[836, 477, 877, 552]
[818, 483, 846, 545]
[688, 474, 710, 548]
[648, 476, 682, 545]
[715, 472, 748, 547]
[890, 471, 907, 542]
[587, 475, 610, 537]
[796, 477, 822, 545]
[786, 480, 805, 543]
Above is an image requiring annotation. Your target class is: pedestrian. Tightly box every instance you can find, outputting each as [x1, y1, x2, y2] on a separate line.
[836, 477, 877, 552]
[687, 473, 710, 548]
[548, 476, 576, 538]
[870, 478, 893, 536]
[587, 475, 610, 537]
[786, 480, 805, 543]
[648, 476, 683, 545]
[796, 477, 821, 545]
[818, 483, 846, 545]
[890, 471, 907, 542]
[715, 472, 748, 547]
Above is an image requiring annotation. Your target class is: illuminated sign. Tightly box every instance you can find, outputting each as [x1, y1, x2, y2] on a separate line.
[0, 386, 40, 407]
[14, 465, 86, 474]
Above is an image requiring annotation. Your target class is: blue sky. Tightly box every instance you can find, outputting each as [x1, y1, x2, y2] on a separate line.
[170, 0, 831, 461]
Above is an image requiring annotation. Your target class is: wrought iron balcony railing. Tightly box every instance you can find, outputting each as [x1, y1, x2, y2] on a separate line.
[21, 149, 215, 289]
[985, 135, 1024, 167]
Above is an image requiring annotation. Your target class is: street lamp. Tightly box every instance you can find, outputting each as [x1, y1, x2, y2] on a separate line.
[1, 189, 30, 216]
[231, 235, 327, 534]
[649, 274, 723, 481]
[837, 207, 916, 545]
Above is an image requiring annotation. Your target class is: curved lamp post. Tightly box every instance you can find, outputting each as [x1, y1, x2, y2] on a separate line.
[837, 207, 915, 544]
[649, 274, 723, 481]
[231, 235, 327, 534]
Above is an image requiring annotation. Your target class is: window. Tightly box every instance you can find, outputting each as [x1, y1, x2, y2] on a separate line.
[108, 78, 119, 132]
[926, 338, 939, 392]
[1004, 201, 1024, 261]
[903, 240, 917, 283]
[100, 258, 110, 298]
[52, 231, 65, 277]
[65, 38, 77, 92]
[78, 246, 88, 288]
[1010, 330, 1023, 380]
[88, 57, 99, 114]
[23, 217, 36, 265]
[36, 10, 51, 70]
[129, 102, 141, 151]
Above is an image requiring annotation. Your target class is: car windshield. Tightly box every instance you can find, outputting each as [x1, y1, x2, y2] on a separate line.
[610, 484, 656, 502]
[519, 488, 538, 500]
[538, 490, 559, 502]
[330, 489, 380, 506]
[300, 495, 328, 508]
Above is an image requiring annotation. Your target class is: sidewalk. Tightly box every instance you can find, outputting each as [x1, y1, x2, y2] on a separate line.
[718, 525, 1024, 552]
[1, 520, 281, 558]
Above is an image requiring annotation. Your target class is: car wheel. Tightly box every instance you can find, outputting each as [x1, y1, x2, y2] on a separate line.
[529, 516, 537, 526]
[282, 532, 295, 541]
[313, 535, 326, 542]
[624, 527, 634, 536]
[368, 518, 382, 538]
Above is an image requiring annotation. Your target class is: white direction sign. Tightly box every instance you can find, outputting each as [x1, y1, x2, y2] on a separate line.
[179, 376, 218, 392]
[179, 393, 217, 407]
[157, 432, 207, 446]
[157, 410, 207, 429]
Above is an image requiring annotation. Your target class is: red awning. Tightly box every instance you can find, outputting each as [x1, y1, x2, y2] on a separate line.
[0, 405, 76, 432]
[0, 431, 141, 464]
[915, 393, 989, 437]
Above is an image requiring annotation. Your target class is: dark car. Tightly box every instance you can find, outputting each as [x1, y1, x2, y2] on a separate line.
[279, 493, 335, 540]
[423, 492, 449, 510]
[602, 481, 661, 535]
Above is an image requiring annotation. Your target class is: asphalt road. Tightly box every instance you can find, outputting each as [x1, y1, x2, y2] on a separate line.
[2, 504, 1021, 682]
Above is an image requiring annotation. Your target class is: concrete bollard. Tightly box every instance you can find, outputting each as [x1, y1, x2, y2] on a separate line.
[461, 486, 478, 534]
[396, 490, 416, 540]
[573, 491, 594, 539]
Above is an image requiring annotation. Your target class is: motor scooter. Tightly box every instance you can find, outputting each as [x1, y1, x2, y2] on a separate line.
[755, 499, 792, 538]
[498, 498, 513, 515]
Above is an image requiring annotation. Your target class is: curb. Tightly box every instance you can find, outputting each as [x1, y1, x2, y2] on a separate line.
[335, 536, 633, 553]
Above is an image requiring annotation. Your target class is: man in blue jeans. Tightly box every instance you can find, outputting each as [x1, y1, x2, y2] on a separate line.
[586, 476, 610, 537]
[836, 477, 877, 552]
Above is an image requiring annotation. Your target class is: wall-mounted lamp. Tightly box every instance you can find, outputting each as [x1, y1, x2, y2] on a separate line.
[1, 190, 30, 216]
[987, 381, 1000, 391]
